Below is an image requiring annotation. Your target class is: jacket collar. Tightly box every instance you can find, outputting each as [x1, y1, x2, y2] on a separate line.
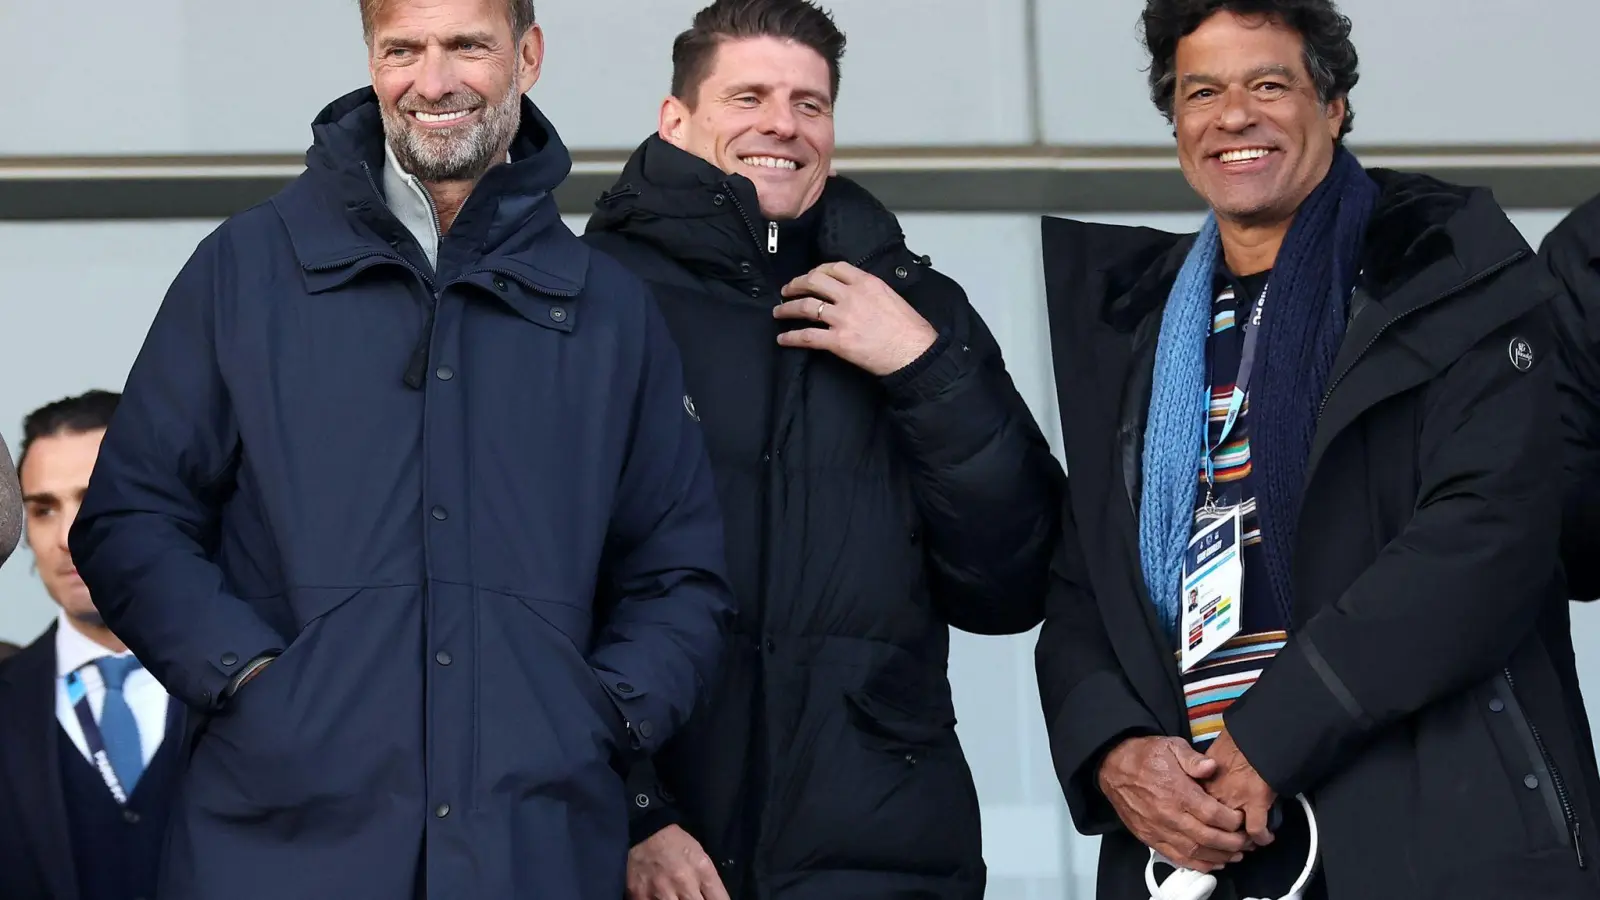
[272, 86, 587, 298]
[585, 135, 916, 286]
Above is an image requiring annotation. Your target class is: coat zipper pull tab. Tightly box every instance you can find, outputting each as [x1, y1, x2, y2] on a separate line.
[1575, 820, 1586, 869]
[768, 221, 779, 254]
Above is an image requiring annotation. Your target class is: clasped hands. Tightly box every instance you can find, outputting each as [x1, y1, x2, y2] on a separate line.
[1098, 729, 1277, 873]
[770, 261, 938, 377]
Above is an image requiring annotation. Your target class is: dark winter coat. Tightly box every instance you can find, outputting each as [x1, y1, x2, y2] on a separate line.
[583, 136, 1064, 900]
[69, 88, 734, 900]
[1037, 169, 1600, 899]
[1538, 191, 1600, 602]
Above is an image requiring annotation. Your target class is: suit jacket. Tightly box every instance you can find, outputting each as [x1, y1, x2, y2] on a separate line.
[0, 624, 195, 900]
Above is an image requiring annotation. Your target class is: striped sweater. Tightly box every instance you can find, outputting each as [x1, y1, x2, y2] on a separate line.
[1180, 268, 1288, 747]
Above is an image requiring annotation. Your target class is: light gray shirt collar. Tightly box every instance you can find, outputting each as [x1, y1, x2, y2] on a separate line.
[382, 141, 442, 271]
[380, 144, 516, 273]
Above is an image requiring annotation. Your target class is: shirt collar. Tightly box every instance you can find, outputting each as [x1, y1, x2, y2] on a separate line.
[54, 610, 132, 680]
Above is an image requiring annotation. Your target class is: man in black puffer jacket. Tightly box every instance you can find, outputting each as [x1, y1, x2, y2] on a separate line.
[583, 2, 1063, 899]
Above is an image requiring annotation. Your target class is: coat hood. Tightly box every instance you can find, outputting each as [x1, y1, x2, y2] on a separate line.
[585, 135, 913, 283]
[276, 86, 582, 289]
[304, 85, 572, 199]
[1049, 168, 1532, 333]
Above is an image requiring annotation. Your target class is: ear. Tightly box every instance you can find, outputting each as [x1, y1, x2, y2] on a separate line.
[1324, 94, 1347, 140]
[516, 24, 544, 94]
[659, 95, 691, 148]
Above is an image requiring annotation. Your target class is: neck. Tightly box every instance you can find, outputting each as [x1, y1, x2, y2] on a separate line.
[423, 180, 477, 234]
[65, 614, 126, 654]
[1217, 217, 1289, 275]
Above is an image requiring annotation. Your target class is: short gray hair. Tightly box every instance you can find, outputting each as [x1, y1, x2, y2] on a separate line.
[359, 0, 536, 41]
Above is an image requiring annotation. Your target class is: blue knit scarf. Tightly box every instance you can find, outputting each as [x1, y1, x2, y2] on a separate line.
[1139, 147, 1379, 638]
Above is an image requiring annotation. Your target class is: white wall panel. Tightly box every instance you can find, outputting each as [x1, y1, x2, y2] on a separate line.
[0, 0, 1031, 157]
[1036, 0, 1600, 147]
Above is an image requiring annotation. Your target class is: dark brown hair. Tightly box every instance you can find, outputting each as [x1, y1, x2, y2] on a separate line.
[358, 0, 536, 41]
[671, 0, 846, 106]
[19, 390, 120, 475]
[1140, 0, 1360, 139]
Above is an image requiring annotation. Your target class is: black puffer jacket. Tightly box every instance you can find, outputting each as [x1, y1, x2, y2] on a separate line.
[1038, 169, 1600, 899]
[584, 136, 1063, 900]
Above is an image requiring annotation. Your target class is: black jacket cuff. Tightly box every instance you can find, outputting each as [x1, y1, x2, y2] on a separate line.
[1223, 633, 1368, 796]
[880, 333, 960, 405]
[1047, 669, 1164, 835]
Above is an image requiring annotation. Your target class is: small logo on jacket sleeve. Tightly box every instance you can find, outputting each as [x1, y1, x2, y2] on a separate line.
[683, 395, 700, 421]
[1508, 337, 1534, 372]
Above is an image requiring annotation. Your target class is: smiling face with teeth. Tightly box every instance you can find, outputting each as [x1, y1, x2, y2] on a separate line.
[660, 36, 835, 221]
[368, 0, 543, 186]
[1172, 11, 1345, 239]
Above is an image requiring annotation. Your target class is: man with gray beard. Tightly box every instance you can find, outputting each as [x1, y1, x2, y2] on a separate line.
[67, 1, 734, 898]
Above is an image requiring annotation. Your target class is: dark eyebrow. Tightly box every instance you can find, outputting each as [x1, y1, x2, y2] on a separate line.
[378, 31, 496, 53]
[1180, 64, 1298, 89]
[1246, 64, 1297, 82]
[722, 83, 832, 106]
[377, 36, 422, 53]
[449, 31, 497, 47]
[21, 491, 58, 505]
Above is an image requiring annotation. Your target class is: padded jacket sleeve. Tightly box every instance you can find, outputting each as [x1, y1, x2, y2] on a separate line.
[589, 288, 736, 759]
[1224, 307, 1562, 797]
[69, 233, 286, 712]
[882, 283, 1065, 635]
[1539, 219, 1600, 601]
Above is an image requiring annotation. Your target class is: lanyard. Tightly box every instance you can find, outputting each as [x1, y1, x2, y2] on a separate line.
[1202, 283, 1268, 499]
[64, 669, 130, 804]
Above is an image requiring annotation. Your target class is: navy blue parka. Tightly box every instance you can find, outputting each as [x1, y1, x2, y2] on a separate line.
[70, 87, 734, 900]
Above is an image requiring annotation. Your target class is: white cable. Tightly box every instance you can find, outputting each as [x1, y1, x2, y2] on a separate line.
[1144, 793, 1319, 900]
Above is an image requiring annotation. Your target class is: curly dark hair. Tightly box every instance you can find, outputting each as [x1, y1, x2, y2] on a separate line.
[1140, 0, 1360, 139]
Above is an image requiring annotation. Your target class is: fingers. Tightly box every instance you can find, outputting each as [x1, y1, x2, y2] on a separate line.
[771, 298, 832, 322]
[1175, 809, 1251, 856]
[775, 328, 837, 351]
[1153, 837, 1238, 874]
[1243, 799, 1276, 847]
[1172, 740, 1220, 781]
[820, 261, 867, 283]
[780, 269, 849, 301]
[1182, 780, 1244, 833]
[695, 858, 732, 900]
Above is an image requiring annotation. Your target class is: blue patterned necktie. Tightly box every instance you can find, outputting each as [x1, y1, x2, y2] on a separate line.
[92, 656, 145, 798]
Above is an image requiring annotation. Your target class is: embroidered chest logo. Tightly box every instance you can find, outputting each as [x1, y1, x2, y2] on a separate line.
[1508, 337, 1535, 372]
[683, 395, 700, 422]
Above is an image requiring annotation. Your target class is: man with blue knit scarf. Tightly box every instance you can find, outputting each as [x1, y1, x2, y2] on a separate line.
[1036, 1, 1600, 898]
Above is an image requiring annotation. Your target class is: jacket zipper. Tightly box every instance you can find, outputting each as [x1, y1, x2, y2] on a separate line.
[1504, 668, 1586, 868]
[724, 184, 769, 261]
[1317, 250, 1526, 419]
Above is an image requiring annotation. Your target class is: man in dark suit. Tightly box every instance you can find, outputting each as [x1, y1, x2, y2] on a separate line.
[0, 390, 190, 900]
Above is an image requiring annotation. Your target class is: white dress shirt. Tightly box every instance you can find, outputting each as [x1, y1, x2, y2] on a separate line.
[54, 611, 170, 768]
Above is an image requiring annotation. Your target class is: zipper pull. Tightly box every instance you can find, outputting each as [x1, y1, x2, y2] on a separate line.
[768, 221, 779, 254]
[1575, 820, 1586, 869]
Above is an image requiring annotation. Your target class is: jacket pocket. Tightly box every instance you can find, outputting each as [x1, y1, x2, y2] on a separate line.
[1495, 670, 1586, 868]
[844, 689, 957, 756]
[499, 590, 629, 753]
